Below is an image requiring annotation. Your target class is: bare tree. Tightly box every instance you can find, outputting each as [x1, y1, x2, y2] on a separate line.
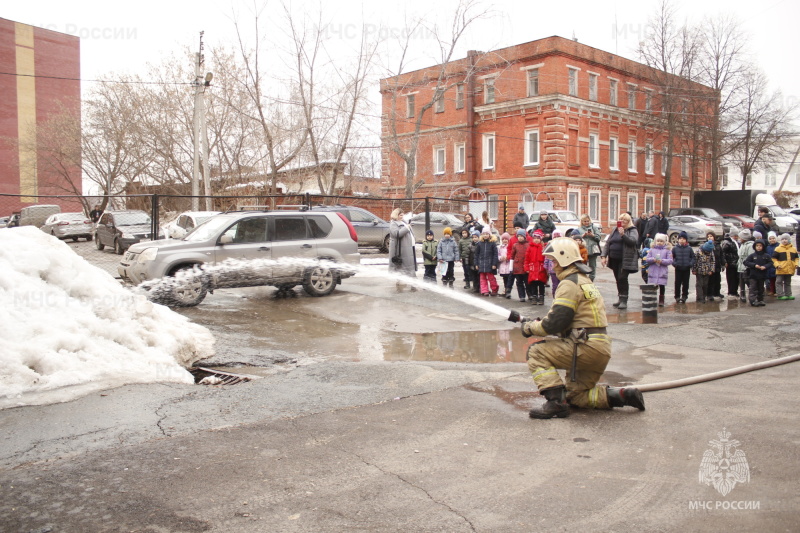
[381, 0, 489, 197]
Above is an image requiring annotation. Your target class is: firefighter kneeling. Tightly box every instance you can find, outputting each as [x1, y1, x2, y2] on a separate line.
[519, 237, 645, 419]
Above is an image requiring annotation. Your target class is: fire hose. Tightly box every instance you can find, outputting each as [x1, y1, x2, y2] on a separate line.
[507, 310, 800, 392]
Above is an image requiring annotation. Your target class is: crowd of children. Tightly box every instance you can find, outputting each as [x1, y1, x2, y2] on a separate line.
[418, 215, 799, 308]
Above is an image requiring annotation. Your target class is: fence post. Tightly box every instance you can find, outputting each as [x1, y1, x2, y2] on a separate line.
[424, 197, 430, 232]
[641, 284, 658, 323]
[151, 194, 159, 240]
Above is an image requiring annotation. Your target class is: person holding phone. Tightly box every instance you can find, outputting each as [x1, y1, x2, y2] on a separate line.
[576, 214, 602, 281]
[600, 213, 639, 309]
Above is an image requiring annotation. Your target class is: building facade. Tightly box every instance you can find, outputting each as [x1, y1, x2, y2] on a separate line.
[0, 18, 80, 215]
[380, 36, 717, 228]
[721, 137, 800, 204]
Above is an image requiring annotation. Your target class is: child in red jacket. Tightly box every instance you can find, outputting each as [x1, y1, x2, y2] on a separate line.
[525, 230, 548, 305]
[510, 229, 530, 302]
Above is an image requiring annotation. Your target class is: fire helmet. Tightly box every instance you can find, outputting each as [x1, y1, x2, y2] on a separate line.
[543, 237, 583, 267]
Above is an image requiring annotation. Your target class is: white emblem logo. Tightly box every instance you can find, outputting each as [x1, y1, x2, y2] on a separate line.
[699, 428, 750, 496]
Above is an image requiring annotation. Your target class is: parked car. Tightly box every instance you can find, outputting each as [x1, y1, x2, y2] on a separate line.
[789, 208, 800, 224]
[95, 210, 155, 255]
[5, 213, 20, 228]
[19, 204, 61, 228]
[721, 214, 755, 230]
[409, 212, 465, 242]
[668, 215, 724, 240]
[118, 210, 360, 306]
[161, 210, 221, 239]
[41, 212, 93, 241]
[527, 210, 583, 236]
[0, 216, 9, 228]
[667, 207, 732, 234]
[309, 205, 390, 252]
[665, 219, 707, 245]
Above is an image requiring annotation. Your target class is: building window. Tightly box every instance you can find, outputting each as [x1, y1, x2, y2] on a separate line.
[456, 84, 464, 109]
[527, 69, 539, 97]
[568, 190, 581, 214]
[609, 137, 618, 170]
[568, 68, 578, 96]
[524, 129, 540, 166]
[434, 89, 444, 113]
[645, 195, 655, 214]
[628, 141, 637, 172]
[434, 146, 445, 175]
[661, 148, 669, 174]
[455, 143, 465, 173]
[588, 133, 599, 168]
[589, 73, 598, 101]
[681, 197, 690, 208]
[609, 193, 620, 222]
[406, 94, 415, 118]
[645, 90, 653, 112]
[485, 78, 496, 104]
[627, 84, 636, 109]
[488, 194, 499, 219]
[792, 165, 800, 186]
[745, 173, 752, 187]
[589, 191, 601, 221]
[483, 133, 495, 170]
[645, 143, 653, 174]
[681, 152, 688, 177]
[609, 79, 618, 106]
[721, 166, 728, 187]
[765, 168, 776, 187]
[627, 194, 638, 218]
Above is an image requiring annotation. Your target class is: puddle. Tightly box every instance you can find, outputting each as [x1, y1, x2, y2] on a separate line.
[607, 298, 750, 323]
[382, 330, 533, 364]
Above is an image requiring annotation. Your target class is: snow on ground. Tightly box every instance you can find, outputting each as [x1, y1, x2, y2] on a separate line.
[0, 228, 215, 408]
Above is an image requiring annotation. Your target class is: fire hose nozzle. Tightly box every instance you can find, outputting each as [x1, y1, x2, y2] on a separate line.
[508, 310, 524, 323]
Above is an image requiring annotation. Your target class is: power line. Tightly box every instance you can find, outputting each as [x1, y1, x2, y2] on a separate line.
[0, 71, 193, 86]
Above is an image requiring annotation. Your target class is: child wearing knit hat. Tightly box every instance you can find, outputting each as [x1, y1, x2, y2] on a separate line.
[422, 229, 439, 282]
[435, 227, 459, 287]
[765, 231, 779, 295]
[772, 233, 799, 300]
[497, 232, 514, 298]
[693, 239, 716, 303]
[737, 229, 755, 302]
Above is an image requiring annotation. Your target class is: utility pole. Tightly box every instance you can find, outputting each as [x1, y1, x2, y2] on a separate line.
[192, 31, 213, 211]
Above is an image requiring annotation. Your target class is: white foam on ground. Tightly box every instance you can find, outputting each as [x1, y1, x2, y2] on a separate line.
[0, 227, 215, 408]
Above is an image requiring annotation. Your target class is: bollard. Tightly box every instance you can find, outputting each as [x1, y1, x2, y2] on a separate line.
[640, 284, 658, 324]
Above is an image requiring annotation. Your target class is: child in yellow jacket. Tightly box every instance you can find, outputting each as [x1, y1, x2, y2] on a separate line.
[772, 233, 799, 300]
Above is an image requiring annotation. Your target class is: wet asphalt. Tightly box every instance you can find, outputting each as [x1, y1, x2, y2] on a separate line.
[2, 243, 800, 532]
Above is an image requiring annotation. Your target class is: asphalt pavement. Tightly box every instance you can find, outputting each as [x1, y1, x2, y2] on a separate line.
[2, 250, 800, 532]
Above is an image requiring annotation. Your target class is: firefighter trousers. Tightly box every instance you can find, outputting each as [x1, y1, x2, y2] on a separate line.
[526, 334, 612, 409]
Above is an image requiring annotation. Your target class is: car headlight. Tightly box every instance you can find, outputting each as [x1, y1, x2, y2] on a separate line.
[138, 247, 158, 262]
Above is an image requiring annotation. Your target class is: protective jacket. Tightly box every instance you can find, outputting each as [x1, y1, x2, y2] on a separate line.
[772, 243, 799, 275]
[422, 238, 438, 266]
[436, 236, 459, 262]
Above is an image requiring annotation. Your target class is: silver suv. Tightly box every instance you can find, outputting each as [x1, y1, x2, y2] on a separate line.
[118, 210, 360, 306]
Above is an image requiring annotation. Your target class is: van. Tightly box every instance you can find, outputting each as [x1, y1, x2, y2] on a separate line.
[19, 205, 62, 228]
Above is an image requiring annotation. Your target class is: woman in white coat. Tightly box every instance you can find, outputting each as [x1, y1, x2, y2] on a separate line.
[389, 208, 417, 281]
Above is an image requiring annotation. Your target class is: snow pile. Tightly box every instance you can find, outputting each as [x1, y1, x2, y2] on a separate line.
[0, 227, 215, 406]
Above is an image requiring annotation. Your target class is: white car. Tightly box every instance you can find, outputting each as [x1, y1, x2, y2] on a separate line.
[41, 212, 93, 241]
[161, 211, 221, 239]
[527, 210, 583, 236]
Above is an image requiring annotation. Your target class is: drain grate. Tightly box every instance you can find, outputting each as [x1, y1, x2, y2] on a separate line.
[189, 366, 254, 385]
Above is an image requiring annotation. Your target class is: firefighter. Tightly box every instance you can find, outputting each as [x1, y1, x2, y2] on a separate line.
[519, 237, 645, 419]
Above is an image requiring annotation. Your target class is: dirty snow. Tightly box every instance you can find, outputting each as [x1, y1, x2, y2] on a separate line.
[0, 227, 215, 408]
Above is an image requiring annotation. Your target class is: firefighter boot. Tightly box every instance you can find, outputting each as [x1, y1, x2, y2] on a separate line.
[607, 387, 646, 410]
[529, 386, 570, 419]
[616, 295, 628, 310]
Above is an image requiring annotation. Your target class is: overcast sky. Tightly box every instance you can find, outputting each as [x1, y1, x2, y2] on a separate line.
[5, 0, 798, 109]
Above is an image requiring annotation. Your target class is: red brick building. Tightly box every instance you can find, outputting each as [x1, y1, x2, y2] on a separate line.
[0, 18, 81, 214]
[380, 36, 717, 228]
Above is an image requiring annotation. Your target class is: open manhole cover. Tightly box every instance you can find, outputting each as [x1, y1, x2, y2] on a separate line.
[189, 366, 257, 385]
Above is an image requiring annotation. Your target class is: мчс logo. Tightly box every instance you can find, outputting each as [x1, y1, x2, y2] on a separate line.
[699, 428, 750, 496]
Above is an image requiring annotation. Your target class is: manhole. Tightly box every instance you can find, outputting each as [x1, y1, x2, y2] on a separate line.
[189, 366, 256, 385]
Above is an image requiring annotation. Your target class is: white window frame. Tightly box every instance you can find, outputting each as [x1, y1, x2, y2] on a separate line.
[627, 193, 638, 218]
[455, 142, 465, 173]
[645, 194, 655, 214]
[681, 151, 688, 177]
[681, 196, 690, 208]
[455, 84, 464, 109]
[434, 146, 446, 175]
[568, 189, 581, 215]
[588, 73, 598, 101]
[527, 68, 539, 97]
[588, 191, 601, 221]
[661, 148, 669, 175]
[609, 136, 618, 170]
[483, 133, 496, 170]
[588, 133, 600, 168]
[765, 168, 776, 187]
[645, 89, 653, 112]
[406, 94, 415, 118]
[568, 68, 578, 96]
[484, 77, 496, 104]
[609, 78, 618, 106]
[627, 83, 637, 109]
[434, 88, 444, 113]
[524, 129, 540, 166]
[609, 192, 620, 222]
[628, 141, 637, 172]
[721, 166, 729, 187]
[645, 143, 653, 174]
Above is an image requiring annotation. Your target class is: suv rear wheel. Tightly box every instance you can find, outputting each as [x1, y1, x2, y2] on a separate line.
[303, 265, 337, 297]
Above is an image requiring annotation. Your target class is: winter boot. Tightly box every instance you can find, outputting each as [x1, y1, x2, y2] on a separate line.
[658, 294, 665, 307]
[529, 386, 570, 419]
[607, 387, 645, 410]
[448, 281, 454, 289]
[464, 282, 471, 290]
[616, 295, 628, 310]
[538, 295, 545, 305]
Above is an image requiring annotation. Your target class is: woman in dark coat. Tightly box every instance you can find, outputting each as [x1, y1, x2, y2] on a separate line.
[532, 211, 556, 242]
[459, 213, 483, 237]
[600, 212, 639, 309]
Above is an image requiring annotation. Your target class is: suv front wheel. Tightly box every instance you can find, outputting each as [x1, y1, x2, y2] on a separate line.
[303, 265, 337, 297]
[153, 265, 208, 307]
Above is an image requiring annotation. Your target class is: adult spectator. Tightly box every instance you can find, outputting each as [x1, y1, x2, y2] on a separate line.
[600, 212, 639, 309]
[388, 208, 417, 287]
[89, 204, 103, 223]
[753, 214, 779, 237]
[459, 213, 483, 236]
[512, 205, 529, 230]
[532, 210, 556, 242]
[636, 211, 652, 247]
[576, 214, 602, 281]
